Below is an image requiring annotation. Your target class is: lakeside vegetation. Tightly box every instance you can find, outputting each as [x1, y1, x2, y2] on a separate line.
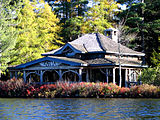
[0, 78, 160, 98]
[140, 67, 160, 86]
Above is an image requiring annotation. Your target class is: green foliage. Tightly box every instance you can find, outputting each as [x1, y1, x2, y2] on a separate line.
[151, 50, 160, 67]
[46, 0, 119, 42]
[140, 67, 160, 86]
[0, 0, 21, 72]
[52, 0, 88, 19]
[10, 0, 63, 65]
[62, 16, 84, 41]
[118, 0, 160, 65]
[81, 0, 118, 34]
[47, 0, 89, 42]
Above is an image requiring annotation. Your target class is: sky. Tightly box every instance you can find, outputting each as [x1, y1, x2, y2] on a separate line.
[42, 0, 127, 11]
[87, 0, 126, 10]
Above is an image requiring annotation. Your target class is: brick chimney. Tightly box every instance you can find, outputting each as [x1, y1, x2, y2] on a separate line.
[104, 28, 118, 43]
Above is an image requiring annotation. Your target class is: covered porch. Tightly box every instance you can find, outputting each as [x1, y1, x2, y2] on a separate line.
[8, 56, 144, 87]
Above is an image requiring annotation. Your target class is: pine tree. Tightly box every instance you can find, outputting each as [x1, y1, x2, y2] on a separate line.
[10, 0, 63, 65]
[47, 0, 88, 20]
[46, 0, 89, 42]
[118, 0, 160, 65]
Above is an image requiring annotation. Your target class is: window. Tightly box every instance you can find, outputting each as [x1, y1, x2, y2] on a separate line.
[62, 46, 73, 53]
[62, 46, 75, 57]
[106, 31, 111, 36]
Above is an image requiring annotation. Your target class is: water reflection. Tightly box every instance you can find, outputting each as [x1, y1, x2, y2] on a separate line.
[0, 98, 160, 120]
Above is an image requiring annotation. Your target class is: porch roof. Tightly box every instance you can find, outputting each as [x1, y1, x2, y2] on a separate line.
[8, 56, 146, 71]
[85, 58, 146, 67]
[8, 56, 88, 70]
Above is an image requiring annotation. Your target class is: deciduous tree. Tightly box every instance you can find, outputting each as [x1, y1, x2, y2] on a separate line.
[0, 0, 21, 74]
[11, 0, 62, 65]
[81, 0, 118, 34]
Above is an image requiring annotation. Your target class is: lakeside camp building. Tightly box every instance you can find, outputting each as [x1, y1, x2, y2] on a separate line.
[9, 28, 147, 87]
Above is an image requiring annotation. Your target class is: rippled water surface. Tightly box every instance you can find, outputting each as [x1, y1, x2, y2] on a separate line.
[0, 98, 160, 120]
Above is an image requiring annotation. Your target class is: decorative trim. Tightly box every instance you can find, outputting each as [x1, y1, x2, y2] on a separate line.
[26, 71, 40, 77]
[54, 43, 82, 55]
[62, 70, 80, 77]
[9, 57, 83, 70]
[39, 61, 61, 67]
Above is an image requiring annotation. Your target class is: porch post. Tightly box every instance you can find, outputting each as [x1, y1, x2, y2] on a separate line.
[23, 71, 26, 83]
[10, 72, 13, 79]
[79, 68, 82, 82]
[125, 69, 128, 87]
[119, 68, 122, 87]
[18, 71, 20, 78]
[86, 69, 89, 82]
[59, 69, 62, 81]
[90, 69, 92, 81]
[74, 74, 77, 82]
[133, 70, 136, 82]
[40, 70, 43, 84]
[106, 69, 109, 83]
[113, 68, 115, 84]
[129, 69, 131, 82]
[15, 71, 18, 79]
[29, 74, 32, 83]
[139, 69, 142, 84]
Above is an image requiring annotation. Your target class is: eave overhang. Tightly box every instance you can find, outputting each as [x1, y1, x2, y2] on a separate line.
[8, 56, 87, 70]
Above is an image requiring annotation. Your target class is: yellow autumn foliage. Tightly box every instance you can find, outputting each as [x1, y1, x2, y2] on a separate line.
[11, 0, 63, 65]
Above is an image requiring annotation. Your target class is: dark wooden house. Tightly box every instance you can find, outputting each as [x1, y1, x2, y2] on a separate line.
[9, 28, 147, 87]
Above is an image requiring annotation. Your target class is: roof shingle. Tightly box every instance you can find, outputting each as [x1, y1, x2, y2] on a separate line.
[42, 33, 145, 56]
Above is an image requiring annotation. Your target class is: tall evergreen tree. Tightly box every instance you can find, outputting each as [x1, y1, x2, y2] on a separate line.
[118, 0, 160, 65]
[46, 0, 89, 42]
[10, 0, 63, 65]
[46, 0, 88, 20]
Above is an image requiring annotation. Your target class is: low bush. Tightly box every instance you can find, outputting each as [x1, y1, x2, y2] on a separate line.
[0, 78, 26, 97]
[140, 67, 160, 86]
[0, 79, 160, 98]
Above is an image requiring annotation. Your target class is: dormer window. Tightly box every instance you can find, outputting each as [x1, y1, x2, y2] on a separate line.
[62, 46, 75, 57]
[62, 46, 73, 53]
[106, 31, 111, 36]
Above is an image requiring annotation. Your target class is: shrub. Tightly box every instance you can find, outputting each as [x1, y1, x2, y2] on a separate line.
[140, 67, 160, 86]
[130, 84, 158, 97]
[0, 79, 160, 98]
[0, 78, 26, 97]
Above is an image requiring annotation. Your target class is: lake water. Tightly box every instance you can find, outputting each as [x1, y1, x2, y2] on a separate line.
[0, 98, 160, 120]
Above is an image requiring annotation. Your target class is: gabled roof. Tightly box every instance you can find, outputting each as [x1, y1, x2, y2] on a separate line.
[8, 56, 88, 70]
[42, 33, 145, 56]
[42, 47, 62, 56]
